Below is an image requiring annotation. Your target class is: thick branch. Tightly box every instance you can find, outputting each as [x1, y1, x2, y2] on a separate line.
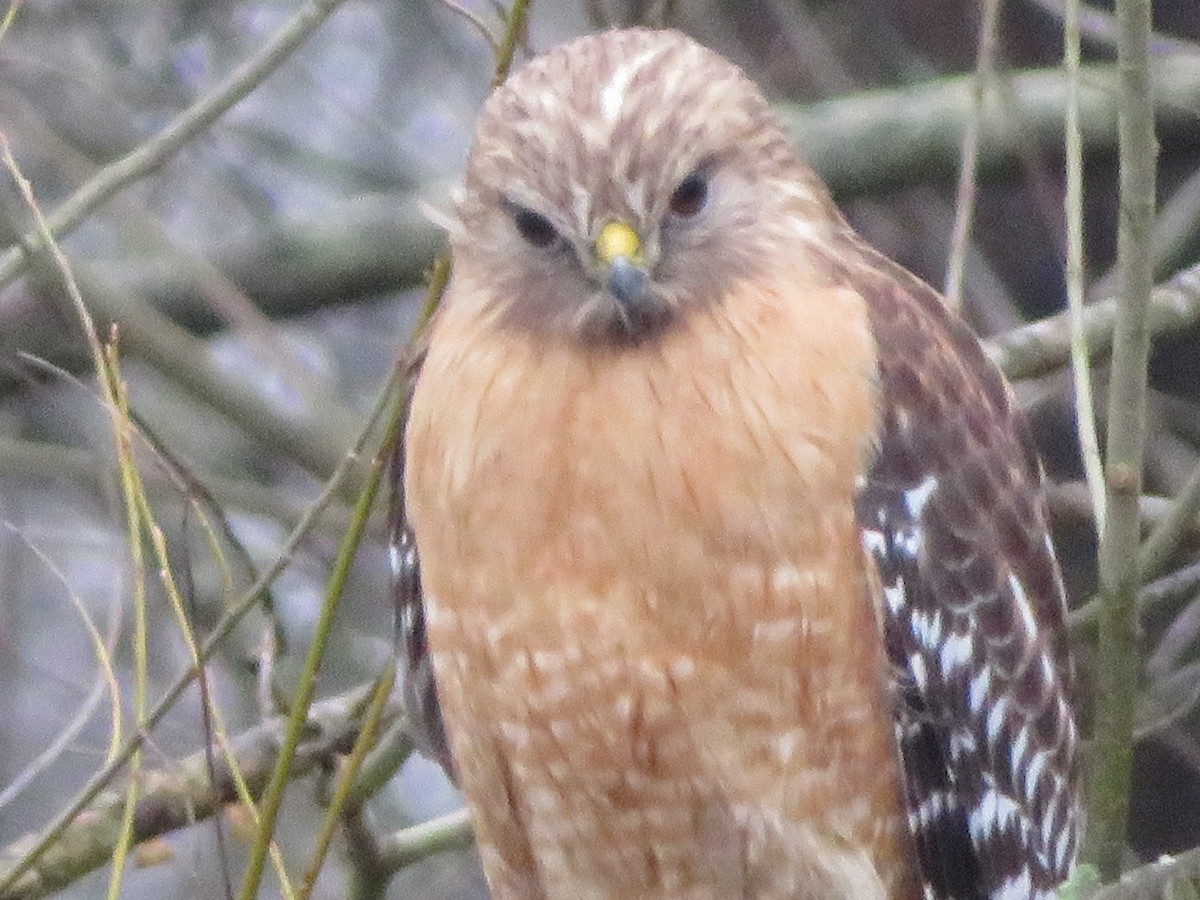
[783, 56, 1200, 198]
[1085, 844, 1200, 899]
[1085, 0, 1158, 878]
[0, 686, 395, 900]
[985, 261, 1200, 380]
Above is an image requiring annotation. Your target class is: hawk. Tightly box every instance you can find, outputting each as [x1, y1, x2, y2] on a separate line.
[393, 27, 1082, 900]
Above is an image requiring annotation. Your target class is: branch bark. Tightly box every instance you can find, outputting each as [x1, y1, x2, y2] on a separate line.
[1085, 0, 1158, 879]
[0, 686, 393, 900]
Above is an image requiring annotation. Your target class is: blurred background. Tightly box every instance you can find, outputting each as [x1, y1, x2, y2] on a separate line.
[1, 1, 1200, 897]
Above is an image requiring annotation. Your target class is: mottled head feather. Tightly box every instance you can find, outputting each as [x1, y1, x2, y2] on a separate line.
[450, 28, 844, 341]
[465, 29, 796, 232]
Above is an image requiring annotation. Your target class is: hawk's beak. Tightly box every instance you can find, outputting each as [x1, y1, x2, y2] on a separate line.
[594, 220, 650, 310]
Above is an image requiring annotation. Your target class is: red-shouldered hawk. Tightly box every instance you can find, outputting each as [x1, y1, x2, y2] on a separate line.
[392, 27, 1082, 900]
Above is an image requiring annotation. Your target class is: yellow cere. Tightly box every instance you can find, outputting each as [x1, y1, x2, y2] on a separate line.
[595, 220, 643, 265]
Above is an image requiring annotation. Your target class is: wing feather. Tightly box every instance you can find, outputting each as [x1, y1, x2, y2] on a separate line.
[389, 352, 457, 778]
[849, 249, 1083, 899]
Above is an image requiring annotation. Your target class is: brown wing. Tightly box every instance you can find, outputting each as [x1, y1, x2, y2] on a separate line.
[848, 248, 1083, 899]
[388, 350, 456, 778]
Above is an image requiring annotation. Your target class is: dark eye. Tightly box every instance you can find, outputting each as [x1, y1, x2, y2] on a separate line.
[668, 172, 709, 218]
[512, 206, 560, 248]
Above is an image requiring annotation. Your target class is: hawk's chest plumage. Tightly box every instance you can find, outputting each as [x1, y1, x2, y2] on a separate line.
[404, 272, 919, 898]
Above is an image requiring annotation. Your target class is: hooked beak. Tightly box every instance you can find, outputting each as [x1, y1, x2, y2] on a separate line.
[594, 220, 650, 311]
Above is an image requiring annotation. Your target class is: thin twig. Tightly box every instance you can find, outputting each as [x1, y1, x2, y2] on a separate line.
[1141, 559, 1200, 617]
[1074, 555, 1200, 632]
[1064, 0, 1107, 540]
[1137, 459, 1200, 586]
[1137, 660, 1200, 741]
[296, 665, 396, 900]
[491, 0, 532, 86]
[1021, 0, 1200, 57]
[0, 1, 24, 44]
[0, 525, 123, 812]
[438, 0, 500, 52]
[234, 377, 404, 900]
[944, 0, 1000, 309]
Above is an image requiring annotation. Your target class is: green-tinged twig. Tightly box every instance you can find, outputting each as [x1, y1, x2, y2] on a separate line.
[239, 2, 533, 890]
[120, 407, 282, 659]
[439, 0, 500, 52]
[300, 8, 531, 895]
[1085, 0, 1157, 879]
[416, 252, 452, 335]
[232, 206, 445, 887]
[0, 0, 350, 291]
[1048, 481, 1175, 545]
[101, 349, 147, 900]
[412, 0, 528, 337]
[296, 664, 396, 900]
[342, 811, 388, 900]
[341, 806, 477, 898]
[3, 130, 289, 897]
[0, 135, 145, 899]
[492, 0, 531, 85]
[0, 2, 23, 44]
[235, 370, 406, 899]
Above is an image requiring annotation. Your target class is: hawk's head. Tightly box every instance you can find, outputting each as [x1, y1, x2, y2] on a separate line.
[450, 28, 843, 345]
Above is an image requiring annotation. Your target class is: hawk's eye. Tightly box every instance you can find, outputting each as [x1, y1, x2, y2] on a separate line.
[668, 172, 709, 218]
[512, 207, 561, 249]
